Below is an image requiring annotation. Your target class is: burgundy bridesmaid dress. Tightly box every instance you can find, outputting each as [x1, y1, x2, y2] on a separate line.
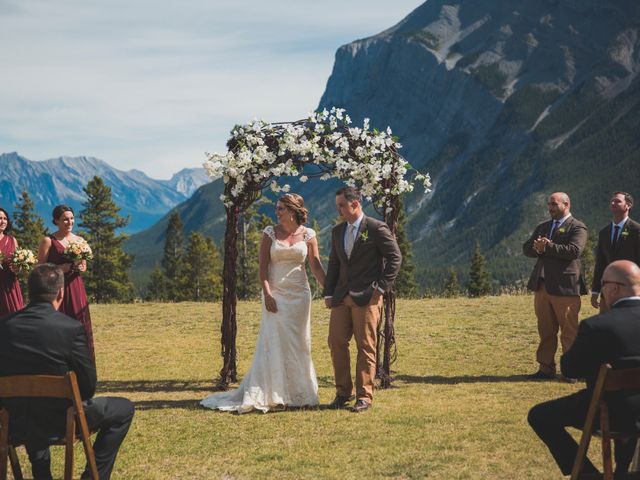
[0, 234, 24, 316]
[46, 235, 95, 362]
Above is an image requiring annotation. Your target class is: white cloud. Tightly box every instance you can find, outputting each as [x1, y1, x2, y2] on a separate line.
[0, 0, 419, 178]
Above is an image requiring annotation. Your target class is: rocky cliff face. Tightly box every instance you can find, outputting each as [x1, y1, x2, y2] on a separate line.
[0, 152, 209, 233]
[319, 0, 640, 288]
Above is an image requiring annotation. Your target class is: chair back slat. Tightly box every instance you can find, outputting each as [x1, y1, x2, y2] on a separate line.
[0, 375, 72, 399]
[603, 367, 640, 392]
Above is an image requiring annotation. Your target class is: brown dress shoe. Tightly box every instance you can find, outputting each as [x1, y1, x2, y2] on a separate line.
[351, 399, 370, 413]
[329, 395, 354, 409]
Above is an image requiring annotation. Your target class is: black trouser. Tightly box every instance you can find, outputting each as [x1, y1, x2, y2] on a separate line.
[26, 397, 134, 480]
[528, 390, 637, 475]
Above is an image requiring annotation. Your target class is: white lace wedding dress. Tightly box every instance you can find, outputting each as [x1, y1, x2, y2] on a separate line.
[200, 226, 319, 413]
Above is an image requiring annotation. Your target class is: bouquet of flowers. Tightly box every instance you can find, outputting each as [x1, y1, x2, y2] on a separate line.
[0, 251, 5, 269]
[11, 248, 37, 274]
[63, 239, 93, 264]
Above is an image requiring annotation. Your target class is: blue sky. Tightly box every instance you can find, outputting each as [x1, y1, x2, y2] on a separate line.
[0, 0, 419, 179]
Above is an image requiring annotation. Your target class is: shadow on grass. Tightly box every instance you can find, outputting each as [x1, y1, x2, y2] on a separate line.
[132, 399, 342, 412]
[133, 399, 202, 410]
[395, 374, 532, 384]
[97, 380, 219, 393]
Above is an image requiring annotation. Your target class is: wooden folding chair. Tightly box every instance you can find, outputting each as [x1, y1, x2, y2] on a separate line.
[571, 364, 640, 480]
[0, 372, 99, 480]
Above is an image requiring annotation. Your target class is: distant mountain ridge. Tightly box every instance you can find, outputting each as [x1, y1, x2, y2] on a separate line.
[126, 0, 640, 292]
[0, 152, 209, 233]
[318, 0, 640, 288]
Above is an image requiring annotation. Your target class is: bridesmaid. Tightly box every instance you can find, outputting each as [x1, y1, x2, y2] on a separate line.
[38, 205, 95, 362]
[0, 207, 24, 315]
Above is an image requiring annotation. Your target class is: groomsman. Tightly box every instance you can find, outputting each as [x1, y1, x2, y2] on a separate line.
[591, 191, 640, 311]
[523, 192, 588, 380]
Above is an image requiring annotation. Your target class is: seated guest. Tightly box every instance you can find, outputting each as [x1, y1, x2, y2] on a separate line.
[0, 264, 134, 480]
[528, 260, 640, 476]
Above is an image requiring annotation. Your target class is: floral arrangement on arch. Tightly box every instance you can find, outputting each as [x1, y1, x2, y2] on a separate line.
[204, 107, 431, 212]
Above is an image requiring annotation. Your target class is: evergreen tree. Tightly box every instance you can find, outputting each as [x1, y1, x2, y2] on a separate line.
[161, 211, 185, 300]
[442, 267, 461, 298]
[12, 190, 48, 251]
[468, 241, 492, 297]
[181, 232, 223, 301]
[146, 265, 169, 301]
[237, 198, 272, 300]
[79, 176, 134, 303]
[394, 201, 419, 297]
[582, 230, 597, 292]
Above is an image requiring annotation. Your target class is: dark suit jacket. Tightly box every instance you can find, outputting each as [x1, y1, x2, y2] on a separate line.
[323, 215, 402, 307]
[561, 298, 640, 431]
[0, 302, 97, 446]
[592, 218, 640, 292]
[523, 216, 588, 296]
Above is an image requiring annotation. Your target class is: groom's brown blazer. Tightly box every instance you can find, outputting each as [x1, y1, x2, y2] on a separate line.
[323, 215, 402, 306]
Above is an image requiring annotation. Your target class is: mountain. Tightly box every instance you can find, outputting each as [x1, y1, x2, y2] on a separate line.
[0, 152, 209, 233]
[127, 0, 640, 292]
[318, 0, 640, 289]
[161, 168, 210, 197]
[124, 179, 226, 286]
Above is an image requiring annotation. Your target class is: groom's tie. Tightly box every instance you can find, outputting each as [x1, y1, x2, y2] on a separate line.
[345, 224, 356, 258]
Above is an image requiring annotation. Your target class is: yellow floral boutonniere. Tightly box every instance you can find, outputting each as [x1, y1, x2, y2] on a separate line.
[621, 230, 630, 237]
[360, 231, 369, 242]
[558, 227, 566, 234]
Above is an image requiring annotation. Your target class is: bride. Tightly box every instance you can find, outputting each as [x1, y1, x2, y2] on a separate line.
[201, 193, 326, 413]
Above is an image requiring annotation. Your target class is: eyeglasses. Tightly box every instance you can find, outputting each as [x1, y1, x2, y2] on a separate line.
[601, 280, 628, 288]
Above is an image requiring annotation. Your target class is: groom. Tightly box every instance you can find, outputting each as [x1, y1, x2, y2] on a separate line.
[323, 186, 402, 412]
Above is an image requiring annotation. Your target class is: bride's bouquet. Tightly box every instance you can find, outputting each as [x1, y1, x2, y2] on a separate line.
[64, 239, 93, 264]
[11, 248, 37, 274]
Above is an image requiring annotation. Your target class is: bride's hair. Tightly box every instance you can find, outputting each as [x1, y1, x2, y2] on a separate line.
[279, 193, 308, 225]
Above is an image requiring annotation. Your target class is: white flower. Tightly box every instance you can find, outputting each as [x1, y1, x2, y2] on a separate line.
[203, 107, 430, 208]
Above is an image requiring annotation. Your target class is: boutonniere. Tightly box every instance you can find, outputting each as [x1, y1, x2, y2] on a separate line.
[359, 231, 369, 242]
[558, 227, 566, 234]
[621, 230, 630, 237]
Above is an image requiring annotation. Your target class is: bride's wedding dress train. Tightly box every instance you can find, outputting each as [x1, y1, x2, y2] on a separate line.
[200, 226, 319, 413]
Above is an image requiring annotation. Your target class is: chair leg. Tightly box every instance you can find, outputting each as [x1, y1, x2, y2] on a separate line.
[0, 410, 9, 480]
[77, 419, 98, 479]
[8, 447, 22, 480]
[601, 404, 614, 480]
[632, 440, 640, 472]
[64, 409, 75, 480]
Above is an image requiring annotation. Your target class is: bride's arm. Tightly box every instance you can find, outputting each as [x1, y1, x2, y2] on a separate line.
[259, 233, 277, 312]
[307, 236, 326, 288]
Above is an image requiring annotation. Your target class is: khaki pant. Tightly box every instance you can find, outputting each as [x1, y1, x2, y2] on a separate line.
[534, 282, 581, 375]
[328, 295, 382, 404]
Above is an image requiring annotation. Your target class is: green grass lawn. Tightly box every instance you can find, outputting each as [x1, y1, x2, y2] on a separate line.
[12, 296, 602, 479]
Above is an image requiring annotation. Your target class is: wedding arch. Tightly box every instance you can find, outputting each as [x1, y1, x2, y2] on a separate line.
[204, 107, 431, 389]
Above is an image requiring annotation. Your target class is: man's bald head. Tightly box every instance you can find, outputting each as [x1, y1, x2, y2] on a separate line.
[601, 260, 640, 306]
[548, 192, 571, 220]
